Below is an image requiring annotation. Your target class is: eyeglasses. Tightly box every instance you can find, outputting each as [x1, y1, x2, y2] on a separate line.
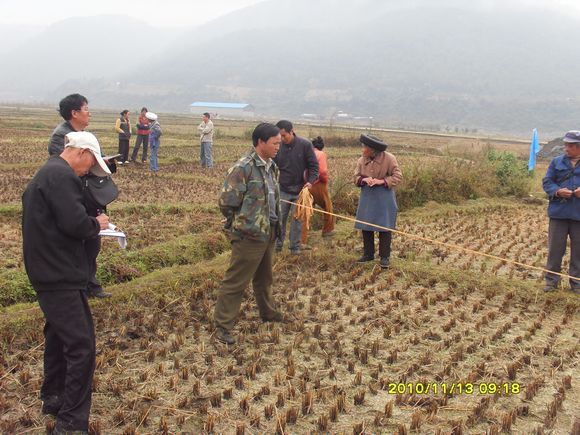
[74, 107, 90, 113]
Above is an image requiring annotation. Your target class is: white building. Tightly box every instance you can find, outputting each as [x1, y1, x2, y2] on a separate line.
[189, 102, 255, 119]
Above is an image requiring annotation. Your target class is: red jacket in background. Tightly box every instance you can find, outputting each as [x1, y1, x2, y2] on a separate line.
[137, 114, 150, 135]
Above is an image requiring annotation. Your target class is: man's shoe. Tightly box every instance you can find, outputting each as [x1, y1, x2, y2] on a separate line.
[275, 246, 282, 253]
[215, 327, 235, 345]
[41, 395, 62, 416]
[380, 257, 390, 268]
[88, 289, 112, 299]
[93, 290, 112, 299]
[322, 231, 336, 238]
[290, 249, 301, 256]
[570, 287, 580, 295]
[543, 284, 557, 293]
[262, 311, 284, 323]
[357, 255, 374, 263]
[301, 244, 312, 251]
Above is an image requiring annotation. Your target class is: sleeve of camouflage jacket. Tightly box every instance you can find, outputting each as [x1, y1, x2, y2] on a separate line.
[219, 165, 247, 224]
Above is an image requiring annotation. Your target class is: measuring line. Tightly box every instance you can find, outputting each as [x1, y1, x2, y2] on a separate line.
[282, 199, 580, 282]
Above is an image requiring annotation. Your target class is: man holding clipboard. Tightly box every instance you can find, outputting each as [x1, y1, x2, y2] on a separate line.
[48, 94, 119, 298]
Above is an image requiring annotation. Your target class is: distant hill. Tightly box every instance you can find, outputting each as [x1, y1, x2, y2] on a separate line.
[1, 1, 579, 136]
[0, 15, 181, 101]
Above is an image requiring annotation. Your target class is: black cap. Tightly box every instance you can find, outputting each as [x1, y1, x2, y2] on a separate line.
[360, 134, 387, 152]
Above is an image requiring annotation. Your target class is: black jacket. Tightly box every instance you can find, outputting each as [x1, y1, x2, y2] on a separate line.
[273, 135, 319, 194]
[118, 116, 131, 141]
[47, 121, 75, 156]
[22, 157, 100, 292]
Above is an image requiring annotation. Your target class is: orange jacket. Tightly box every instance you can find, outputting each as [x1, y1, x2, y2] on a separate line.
[314, 148, 328, 183]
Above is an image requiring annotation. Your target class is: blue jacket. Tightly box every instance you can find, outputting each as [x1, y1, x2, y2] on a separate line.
[149, 121, 162, 148]
[543, 154, 580, 221]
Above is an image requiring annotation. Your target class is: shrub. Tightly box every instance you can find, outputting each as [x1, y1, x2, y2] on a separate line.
[485, 150, 532, 196]
[331, 151, 532, 215]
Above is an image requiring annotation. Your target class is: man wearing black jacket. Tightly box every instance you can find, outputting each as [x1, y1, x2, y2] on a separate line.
[23, 131, 110, 434]
[274, 120, 319, 254]
[48, 94, 112, 298]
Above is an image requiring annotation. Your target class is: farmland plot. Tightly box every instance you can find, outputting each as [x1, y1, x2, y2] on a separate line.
[396, 200, 551, 282]
[0, 108, 578, 433]
[0, 246, 578, 433]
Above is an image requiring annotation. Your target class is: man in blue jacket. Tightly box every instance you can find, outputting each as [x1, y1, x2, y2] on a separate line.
[542, 130, 580, 294]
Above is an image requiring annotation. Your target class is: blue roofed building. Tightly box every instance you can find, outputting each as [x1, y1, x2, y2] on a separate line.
[189, 102, 255, 119]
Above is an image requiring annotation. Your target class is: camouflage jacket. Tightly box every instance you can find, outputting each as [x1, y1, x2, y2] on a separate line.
[219, 150, 281, 242]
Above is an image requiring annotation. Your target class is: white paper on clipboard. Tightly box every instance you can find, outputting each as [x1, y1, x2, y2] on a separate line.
[98, 223, 127, 249]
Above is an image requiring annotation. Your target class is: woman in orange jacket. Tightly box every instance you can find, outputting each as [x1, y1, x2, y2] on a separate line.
[301, 136, 335, 245]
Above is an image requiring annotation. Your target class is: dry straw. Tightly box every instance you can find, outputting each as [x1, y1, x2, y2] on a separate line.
[292, 187, 314, 230]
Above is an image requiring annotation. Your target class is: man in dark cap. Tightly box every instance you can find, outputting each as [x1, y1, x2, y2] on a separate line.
[354, 134, 403, 268]
[274, 120, 319, 255]
[542, 130, 580, 294]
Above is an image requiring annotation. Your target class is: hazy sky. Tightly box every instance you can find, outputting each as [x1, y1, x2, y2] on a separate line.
[0, 0, 267, 27]
[1, 0, 579, 28]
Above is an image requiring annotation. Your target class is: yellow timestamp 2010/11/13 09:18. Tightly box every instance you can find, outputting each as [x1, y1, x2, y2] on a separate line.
[386, 382, 521, 395]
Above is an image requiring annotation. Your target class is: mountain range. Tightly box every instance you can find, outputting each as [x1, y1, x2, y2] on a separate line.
[1, 0, 579, 136]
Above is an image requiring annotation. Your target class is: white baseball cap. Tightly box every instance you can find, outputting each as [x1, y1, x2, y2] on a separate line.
[145, 111, 158, 121]
[64, 131, 111, 177]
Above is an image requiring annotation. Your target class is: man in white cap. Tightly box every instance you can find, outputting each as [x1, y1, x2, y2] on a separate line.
[542, 130, 580, 294]
[146, 111, 162, 172]
[22, 131, 110, 434]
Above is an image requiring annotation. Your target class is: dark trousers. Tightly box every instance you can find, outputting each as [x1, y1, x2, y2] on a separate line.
[277, 191, 302, 251]
[118, 138, 130, 162]
[546, 218, 580, 288]
[131, 134, 149, 162]
[37, 290, 96, 432]
[214, 230, 278, 331]
[85, 237, 102, 295]
[362, 230, 392, 259]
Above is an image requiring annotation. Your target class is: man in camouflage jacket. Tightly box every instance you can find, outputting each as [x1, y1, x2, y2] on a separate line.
[214, 123, 284, 345]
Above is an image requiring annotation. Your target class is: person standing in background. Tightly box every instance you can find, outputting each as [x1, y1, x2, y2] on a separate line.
[147, 112, 162, 173]
[130, 107, 150, 163]
[301, 136, 335, 245]
[115, 110, 131, 165]
[48, 94, 112, 299]
[198, 112, 214, 168]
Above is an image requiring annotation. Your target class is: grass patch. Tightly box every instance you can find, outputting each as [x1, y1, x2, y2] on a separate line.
[0, 231, 229, 307]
